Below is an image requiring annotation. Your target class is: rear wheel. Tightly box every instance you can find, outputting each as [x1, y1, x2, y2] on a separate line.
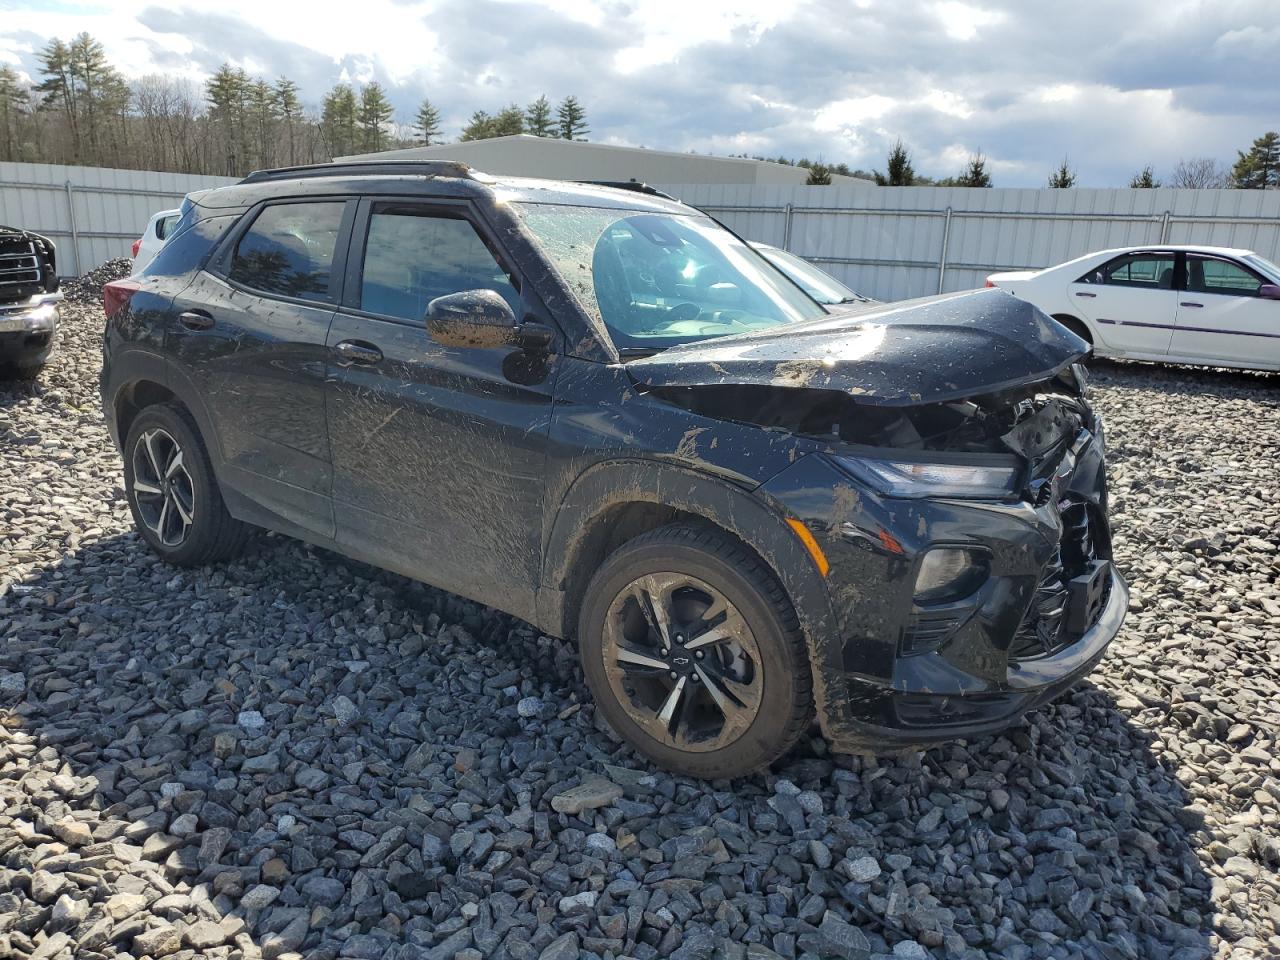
[578, 523, 812, 779]
[124, 403, 252, 566]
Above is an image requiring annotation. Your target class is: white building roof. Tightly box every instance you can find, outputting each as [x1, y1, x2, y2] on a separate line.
[336, 135, 874, 188]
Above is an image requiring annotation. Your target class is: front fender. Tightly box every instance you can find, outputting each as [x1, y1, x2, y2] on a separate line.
[537, 458, 851, 740]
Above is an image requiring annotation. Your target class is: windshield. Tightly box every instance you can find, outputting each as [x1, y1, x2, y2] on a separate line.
[755, 245, 867, 304]
[1244, 254, 1280, 283]
[514, 203, 827, 350]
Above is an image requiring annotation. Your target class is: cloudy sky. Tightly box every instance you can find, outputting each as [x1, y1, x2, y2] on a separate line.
[1, 0, 1277, 186]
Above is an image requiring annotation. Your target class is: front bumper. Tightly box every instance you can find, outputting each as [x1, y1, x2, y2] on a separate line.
[758, 423, 1127, 753]
[0, 295, 60, 367]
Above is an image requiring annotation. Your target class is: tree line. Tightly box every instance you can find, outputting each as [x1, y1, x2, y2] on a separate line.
[793, 136, 1280, 189]
[1, 31, 1275, 189]
[0, 32, 592, 176]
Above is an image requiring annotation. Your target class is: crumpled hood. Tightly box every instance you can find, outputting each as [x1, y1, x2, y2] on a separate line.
[625, 288, 1088, 406]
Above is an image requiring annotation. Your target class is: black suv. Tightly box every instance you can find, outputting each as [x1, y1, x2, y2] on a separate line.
[1, 224, 60, 379]
[100, 162, 1126, 778]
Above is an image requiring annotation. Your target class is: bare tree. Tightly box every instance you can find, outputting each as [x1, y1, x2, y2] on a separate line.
[1169, 157, 1229, 189]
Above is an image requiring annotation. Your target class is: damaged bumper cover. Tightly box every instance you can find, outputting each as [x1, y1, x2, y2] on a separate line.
[757, 418, 1126, 752]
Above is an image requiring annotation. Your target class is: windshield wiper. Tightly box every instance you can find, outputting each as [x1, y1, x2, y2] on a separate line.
[618, 346, 663, 360]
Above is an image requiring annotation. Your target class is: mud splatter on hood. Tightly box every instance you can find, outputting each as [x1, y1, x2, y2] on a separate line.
[625, 288, 1089, 407]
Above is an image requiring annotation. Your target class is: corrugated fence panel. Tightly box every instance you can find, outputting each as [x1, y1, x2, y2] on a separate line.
[0, 162, 238, 275]
[662, 182, 1280, 302]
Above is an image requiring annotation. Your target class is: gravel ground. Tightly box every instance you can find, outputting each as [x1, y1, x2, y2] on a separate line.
[1, 265, 1278, 960]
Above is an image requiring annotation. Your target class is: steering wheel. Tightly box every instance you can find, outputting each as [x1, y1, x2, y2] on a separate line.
[667, 302, 701, 323]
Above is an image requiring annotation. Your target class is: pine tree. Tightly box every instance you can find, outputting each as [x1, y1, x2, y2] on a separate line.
[206, 64, 251, 175]
[67, 33, 116, 157]
[357, 82, 394, 152]
[0, 65, 29, 161]
[875, 140, 915, 185]
[1047, 158, 1076, 188]
[957, 152, 992, 187]
[415, 98, 442, 144]
[275, 76, 301, 165]
[35, 38, 82, 159]
[460, 110, 495, 141]
[556, 95, 588, 140]
[806, 162, 832, 185]
[492, 103, 524, 137]
[525, 95, 554, 137]
[321, 83, 358, 157]
[1231, 132, 1280, 189]
[248, 78, 278, 170]
[1129, 165, 1159, 188]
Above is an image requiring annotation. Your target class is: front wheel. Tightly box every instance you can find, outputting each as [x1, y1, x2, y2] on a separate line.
[123, 403, 252, 566]
[578, 523, 812, 779]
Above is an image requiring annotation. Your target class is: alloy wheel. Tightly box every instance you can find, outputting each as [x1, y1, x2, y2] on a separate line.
[131, 427, 196, 547]
[601, 572, 763, 753]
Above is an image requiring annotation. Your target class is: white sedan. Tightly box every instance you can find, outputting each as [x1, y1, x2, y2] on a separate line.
[131, 207, 181, 272]
[987, 245, 1280, 371]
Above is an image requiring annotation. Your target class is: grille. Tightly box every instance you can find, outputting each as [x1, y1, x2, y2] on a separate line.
[1010, 499, 1109, 660]
[0, 237, 45, 302]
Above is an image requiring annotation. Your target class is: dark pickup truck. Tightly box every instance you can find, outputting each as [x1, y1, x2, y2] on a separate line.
[0, 224, 61, 379]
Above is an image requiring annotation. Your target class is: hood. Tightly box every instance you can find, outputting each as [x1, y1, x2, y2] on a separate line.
[626, 288, 1088, 407]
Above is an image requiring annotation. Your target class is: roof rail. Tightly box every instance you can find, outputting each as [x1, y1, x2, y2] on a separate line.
[240, 160, 475, 184]
[575, 180, 680, 202]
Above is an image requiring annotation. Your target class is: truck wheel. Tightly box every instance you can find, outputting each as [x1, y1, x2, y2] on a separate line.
[123, 403, 252, 566]
[578, 523, 812, 779]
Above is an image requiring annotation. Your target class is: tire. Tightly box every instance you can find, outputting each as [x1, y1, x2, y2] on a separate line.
[577, 523, 812, 779]
[123, 403, 252, 566]
[2, 362, 44, 381]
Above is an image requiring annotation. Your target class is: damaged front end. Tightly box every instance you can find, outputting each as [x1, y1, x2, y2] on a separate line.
[627, 289, 1126, 750]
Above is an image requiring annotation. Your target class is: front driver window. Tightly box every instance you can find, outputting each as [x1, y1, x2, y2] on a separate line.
[1080, 253, 1176, 289]
[1188, 257, 1264, 298]
[359, 207, 519, 322]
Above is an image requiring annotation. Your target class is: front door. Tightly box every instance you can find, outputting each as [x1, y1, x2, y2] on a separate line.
[168, 198, 352, 539]
[324, 198, 558, 620]
[1066, 250, 1178, 356]
[1173, 254, 1280, 367]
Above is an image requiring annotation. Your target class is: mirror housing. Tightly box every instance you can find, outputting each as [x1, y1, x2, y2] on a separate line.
[1259, 283, 1280, 301]
[426, 289, 518, 349]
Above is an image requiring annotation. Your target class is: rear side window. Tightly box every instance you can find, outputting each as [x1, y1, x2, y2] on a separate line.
[358, 207, 518, 322]
[141, 215, 237, 278]
[1079, 253, 1176, 289]
[1189, 256, 1263, 297]
[229, 202, 346, 302]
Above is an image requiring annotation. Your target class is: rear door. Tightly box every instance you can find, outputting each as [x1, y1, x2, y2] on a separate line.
[1173, 254, 1280, 366]
[1066, 250, 1178, 355]
[167, 197, 354, 539]
[324, 197, 558, 619]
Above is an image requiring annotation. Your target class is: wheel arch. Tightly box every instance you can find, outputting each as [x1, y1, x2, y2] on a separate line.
[538, 459, 845, 736]
[107, 356, 224, 473]
[1050, 313, 1094, 346]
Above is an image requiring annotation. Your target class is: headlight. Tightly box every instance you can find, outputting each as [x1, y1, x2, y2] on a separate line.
[836, 454, 1020, 499]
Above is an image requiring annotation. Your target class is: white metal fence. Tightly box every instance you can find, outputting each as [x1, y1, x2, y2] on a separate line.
[659, 183, 1280, 302]
[3, 162, 1278, 299]
[0, 162, 237, 276]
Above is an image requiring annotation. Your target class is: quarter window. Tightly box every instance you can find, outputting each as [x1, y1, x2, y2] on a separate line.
[228, 201, 346, 302]
[358, 207, 518, 322]
[1188, 256, 1263, 297]
[1080, 253, 1176, 289]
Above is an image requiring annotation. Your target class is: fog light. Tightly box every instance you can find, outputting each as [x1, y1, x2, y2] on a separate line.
[913, 548, 989, 605]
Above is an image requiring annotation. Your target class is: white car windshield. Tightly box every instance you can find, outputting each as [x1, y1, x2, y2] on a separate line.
[1243, 254, 1280, 284]
[514, 203, 827, 351]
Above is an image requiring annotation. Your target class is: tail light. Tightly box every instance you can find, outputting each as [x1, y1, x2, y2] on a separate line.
[131, 237, 142, 258]
[984, 279, 995, 288]
[103, 278, 142, 318]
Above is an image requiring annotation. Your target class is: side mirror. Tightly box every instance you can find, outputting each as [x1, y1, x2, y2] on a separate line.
[1259, 283, 1280, 301]
[426, 289, 517, 349]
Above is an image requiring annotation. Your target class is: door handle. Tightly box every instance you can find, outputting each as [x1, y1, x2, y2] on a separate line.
[1179, 301, 1204, 308]
[333, 340, 383, 365]
[1074, 292, 1096, 298]
[178, 309, 214, 330]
